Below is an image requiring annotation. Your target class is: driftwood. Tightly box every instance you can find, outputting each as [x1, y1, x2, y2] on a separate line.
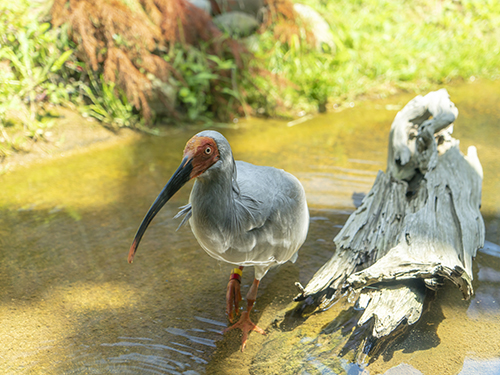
[295, 89, 485, 343]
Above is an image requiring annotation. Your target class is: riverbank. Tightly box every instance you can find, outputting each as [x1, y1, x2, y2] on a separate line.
[1, 0, 500, 162]
[1, 77, 497, 175]
[0, 108, 138, 174]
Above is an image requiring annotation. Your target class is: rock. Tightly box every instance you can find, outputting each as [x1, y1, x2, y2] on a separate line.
[186, 0, 212, 14]
[210, 0, 264, 17]
[146, 73, 178, 117]
[293, 3, 336, 52]
[213, 11, 260, 37]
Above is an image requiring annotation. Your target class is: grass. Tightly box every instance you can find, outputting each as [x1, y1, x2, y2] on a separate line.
[1, 0, 500, 157]
[0, 0, 75, 157]
[247, 0, 500, 114]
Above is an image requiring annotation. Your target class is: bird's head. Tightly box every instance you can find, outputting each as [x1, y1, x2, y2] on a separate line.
[127, 131, 228, 263]
[183, 134, 221, 179]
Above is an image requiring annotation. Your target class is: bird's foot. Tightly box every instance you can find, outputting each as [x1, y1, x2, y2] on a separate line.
[223, 311, 266, 351]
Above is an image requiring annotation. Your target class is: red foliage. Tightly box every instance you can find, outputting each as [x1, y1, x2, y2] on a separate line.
[51, 0, 246, 122]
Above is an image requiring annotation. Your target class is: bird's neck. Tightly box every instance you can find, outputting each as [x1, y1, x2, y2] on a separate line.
[190, 165, 239, 221]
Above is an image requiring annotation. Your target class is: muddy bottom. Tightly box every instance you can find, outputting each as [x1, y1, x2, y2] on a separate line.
[0, 80, 499, 375]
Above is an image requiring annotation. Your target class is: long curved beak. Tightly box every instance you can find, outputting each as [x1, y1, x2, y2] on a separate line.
[128, 156, 193, 263]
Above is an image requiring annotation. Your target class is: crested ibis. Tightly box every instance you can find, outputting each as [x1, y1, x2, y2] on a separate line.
[128, 130, 309, 350]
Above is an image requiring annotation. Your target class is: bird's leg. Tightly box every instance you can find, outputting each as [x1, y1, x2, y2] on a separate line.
[223, 278, 266, 351]
[245, 278, 259, 312]
[226, 267, 243, 323]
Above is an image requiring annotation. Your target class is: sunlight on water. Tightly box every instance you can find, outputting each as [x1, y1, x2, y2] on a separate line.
[1, 81, 499, 374]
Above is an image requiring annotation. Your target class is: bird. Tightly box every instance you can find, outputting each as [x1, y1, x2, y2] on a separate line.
[128, 130, 309, 350]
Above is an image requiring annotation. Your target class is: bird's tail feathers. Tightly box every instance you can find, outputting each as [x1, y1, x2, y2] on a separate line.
[174, 204, 192, 230]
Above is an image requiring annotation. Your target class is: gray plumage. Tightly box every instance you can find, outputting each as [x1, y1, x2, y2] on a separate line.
[176, 130, 309, 280]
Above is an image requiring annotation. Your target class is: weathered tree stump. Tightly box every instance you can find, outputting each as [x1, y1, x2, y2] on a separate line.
[295, 89, 485, 343]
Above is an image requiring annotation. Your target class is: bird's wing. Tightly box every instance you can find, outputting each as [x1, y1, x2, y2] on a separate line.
[229, 161, 308, 267]
[174, 203, 192, 230]
[233, 162, 275, 231]
[234, 161, 304, 233]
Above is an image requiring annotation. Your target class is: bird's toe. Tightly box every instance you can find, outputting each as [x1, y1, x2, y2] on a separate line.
[223, 311, 266, 351]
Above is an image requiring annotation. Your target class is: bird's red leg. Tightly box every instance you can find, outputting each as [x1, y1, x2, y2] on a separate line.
[223, 278, 266, 351]
[226, 267, 243, 323]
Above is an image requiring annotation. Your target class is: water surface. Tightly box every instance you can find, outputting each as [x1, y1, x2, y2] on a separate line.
[1, 81, 499, 374]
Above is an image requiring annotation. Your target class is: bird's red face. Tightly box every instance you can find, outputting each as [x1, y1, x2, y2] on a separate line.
[183, 136, 220, 179]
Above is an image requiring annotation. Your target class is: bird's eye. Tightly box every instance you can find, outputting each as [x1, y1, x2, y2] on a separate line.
[205, 147, 212, 155]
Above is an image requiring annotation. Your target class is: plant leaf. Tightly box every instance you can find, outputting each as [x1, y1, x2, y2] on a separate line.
[50, 49, 73, 72]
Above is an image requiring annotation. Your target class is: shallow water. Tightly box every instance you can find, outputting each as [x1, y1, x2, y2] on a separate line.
[1, 81, 499, 374]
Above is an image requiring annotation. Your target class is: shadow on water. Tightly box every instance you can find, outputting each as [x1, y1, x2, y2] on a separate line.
[0, 111, 379, 373]
[298, 279, 446, 364]
[249, 240, 499, 375]
[0, 80, 500, 374]
[0, 132, 234, 374]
